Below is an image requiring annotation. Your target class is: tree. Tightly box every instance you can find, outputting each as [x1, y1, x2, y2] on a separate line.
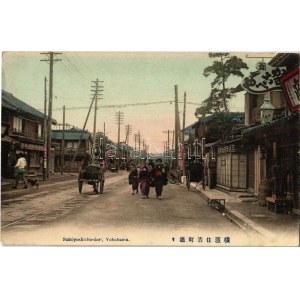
[197, 53, 248, 115]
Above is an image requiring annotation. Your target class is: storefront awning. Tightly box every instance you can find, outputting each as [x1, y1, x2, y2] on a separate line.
[1, 135, 20, 144]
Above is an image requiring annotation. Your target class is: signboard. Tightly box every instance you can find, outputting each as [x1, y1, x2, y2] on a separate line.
[241, 62, 286, 94]
[43, 145, 47, 159]
[21, 143, 44, 151]
[280, 67, 300, 112]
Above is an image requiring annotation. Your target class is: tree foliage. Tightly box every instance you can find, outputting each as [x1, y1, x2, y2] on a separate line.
[196, 53, 248, 116]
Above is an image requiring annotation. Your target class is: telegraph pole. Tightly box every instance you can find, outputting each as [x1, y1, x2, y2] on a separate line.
[134, 134, 137, 150]
[91, 78, 104, 144]
[115, 111, 124, 166]
[72, 90, 97, 163]
[61, 105, 65, 175]
[138, 130, 141, 150]
[43, 77, 47, 181]
[182, 91, 186, 143]
[174, 85, 179, 167]
[115, 111, 124, 148]
[41, 52, 62, 178]
[103, 122, 106, 151]
[125, 124, 132, 145]
[182, 92, 187, 176]
[168, 129, 170, 152]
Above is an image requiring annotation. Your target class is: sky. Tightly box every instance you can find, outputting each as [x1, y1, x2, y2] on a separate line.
[2, 51, 268, 149]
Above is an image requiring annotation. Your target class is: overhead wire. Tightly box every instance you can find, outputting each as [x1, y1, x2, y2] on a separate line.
[38, 100, 200, 111]
[63, 54, 88, 81]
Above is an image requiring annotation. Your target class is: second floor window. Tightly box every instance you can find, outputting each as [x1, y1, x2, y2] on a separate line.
[66, 141, 78, 149]
[13, 116, 24, 133]
[37, 124, 42, 138]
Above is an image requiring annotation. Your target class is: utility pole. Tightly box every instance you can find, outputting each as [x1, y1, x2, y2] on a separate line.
[41, 52, 62, 178]
[103, 122, 106, 152]
[91, 78, 104, 144]
[43, 77, 47, 181]
[134, 134, 137, 150]
[138, 130, 141, 150]
[125, 124, 132, 159]
[115, 111, 124, 165]
[182, 91, 187, 176]
[182, 91, 186, 143]
[61, 105, 65, 175]
[72, 90, 97, 163]
[125, 124, 132, 145]
[174, 85, 179, 168]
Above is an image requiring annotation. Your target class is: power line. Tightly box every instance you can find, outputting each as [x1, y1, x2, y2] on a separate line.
[41, 100, 201, 111]
[63, 55, 84, 77]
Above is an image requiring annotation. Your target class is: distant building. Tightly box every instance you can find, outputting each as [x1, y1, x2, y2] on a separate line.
[51, 127, 92, 173]
[1, 90, 56, 178]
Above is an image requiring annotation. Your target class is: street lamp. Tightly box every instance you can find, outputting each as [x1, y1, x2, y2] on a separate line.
[260, 92, 275, 124]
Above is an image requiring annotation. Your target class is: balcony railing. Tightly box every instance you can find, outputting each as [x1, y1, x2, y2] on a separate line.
[12, 128, 43, 141]
[55, 147, 87, 156]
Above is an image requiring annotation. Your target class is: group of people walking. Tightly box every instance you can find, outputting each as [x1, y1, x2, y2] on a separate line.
[128, 158, 168, 200]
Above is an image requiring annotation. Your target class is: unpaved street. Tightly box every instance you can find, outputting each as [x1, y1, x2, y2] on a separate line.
[1, 171, 259, 246]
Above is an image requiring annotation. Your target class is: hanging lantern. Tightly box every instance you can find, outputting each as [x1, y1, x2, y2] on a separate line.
[260, 92, 275, 123]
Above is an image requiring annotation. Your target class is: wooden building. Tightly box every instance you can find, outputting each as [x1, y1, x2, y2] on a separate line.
[1, 90, 56, 178]
[240, 53, 300, 212]
[51, 127, 92, 173]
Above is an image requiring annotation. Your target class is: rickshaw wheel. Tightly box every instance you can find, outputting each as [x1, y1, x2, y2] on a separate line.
[78, 181, 83, 193]
[93, 182, 99, 193]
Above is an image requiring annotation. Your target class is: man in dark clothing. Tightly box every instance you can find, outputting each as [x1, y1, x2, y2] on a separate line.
[79, 151, 98, 193]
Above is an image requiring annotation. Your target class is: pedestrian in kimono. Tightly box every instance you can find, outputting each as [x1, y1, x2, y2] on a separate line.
[139, 159, 151, 199]
[153, 158, 167, 200]
[129, 165, 139, 195]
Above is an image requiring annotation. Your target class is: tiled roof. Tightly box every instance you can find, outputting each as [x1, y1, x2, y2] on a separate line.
[241, 113, 299, 137]
[2, 99, 17, 111]
[193, 112, 245, 128]
[181, 123, 196, 134]
[269, 53, 299, 67]
[1, 90, 56, 124]
[52, 128, 91, 140]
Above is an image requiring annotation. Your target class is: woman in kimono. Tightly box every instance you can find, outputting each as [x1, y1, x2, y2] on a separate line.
[153, 158, 167, 200]
[139, 159, 151, 199]
[129, 165, 139, 195]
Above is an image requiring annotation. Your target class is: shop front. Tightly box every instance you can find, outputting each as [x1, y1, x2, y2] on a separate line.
[242, 113, 299, 211]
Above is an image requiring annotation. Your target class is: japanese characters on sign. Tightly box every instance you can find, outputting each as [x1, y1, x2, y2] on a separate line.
[241, 62, 286, 94]
[280, 67, 300, 112]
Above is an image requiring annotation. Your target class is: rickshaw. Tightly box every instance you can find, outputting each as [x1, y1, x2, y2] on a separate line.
[185, 157, 206, 191]
[78, 163, 105, 194]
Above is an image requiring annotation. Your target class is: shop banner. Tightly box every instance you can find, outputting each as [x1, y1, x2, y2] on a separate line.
[280, 67, 300, 112]
[241, 62, 286, 94]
